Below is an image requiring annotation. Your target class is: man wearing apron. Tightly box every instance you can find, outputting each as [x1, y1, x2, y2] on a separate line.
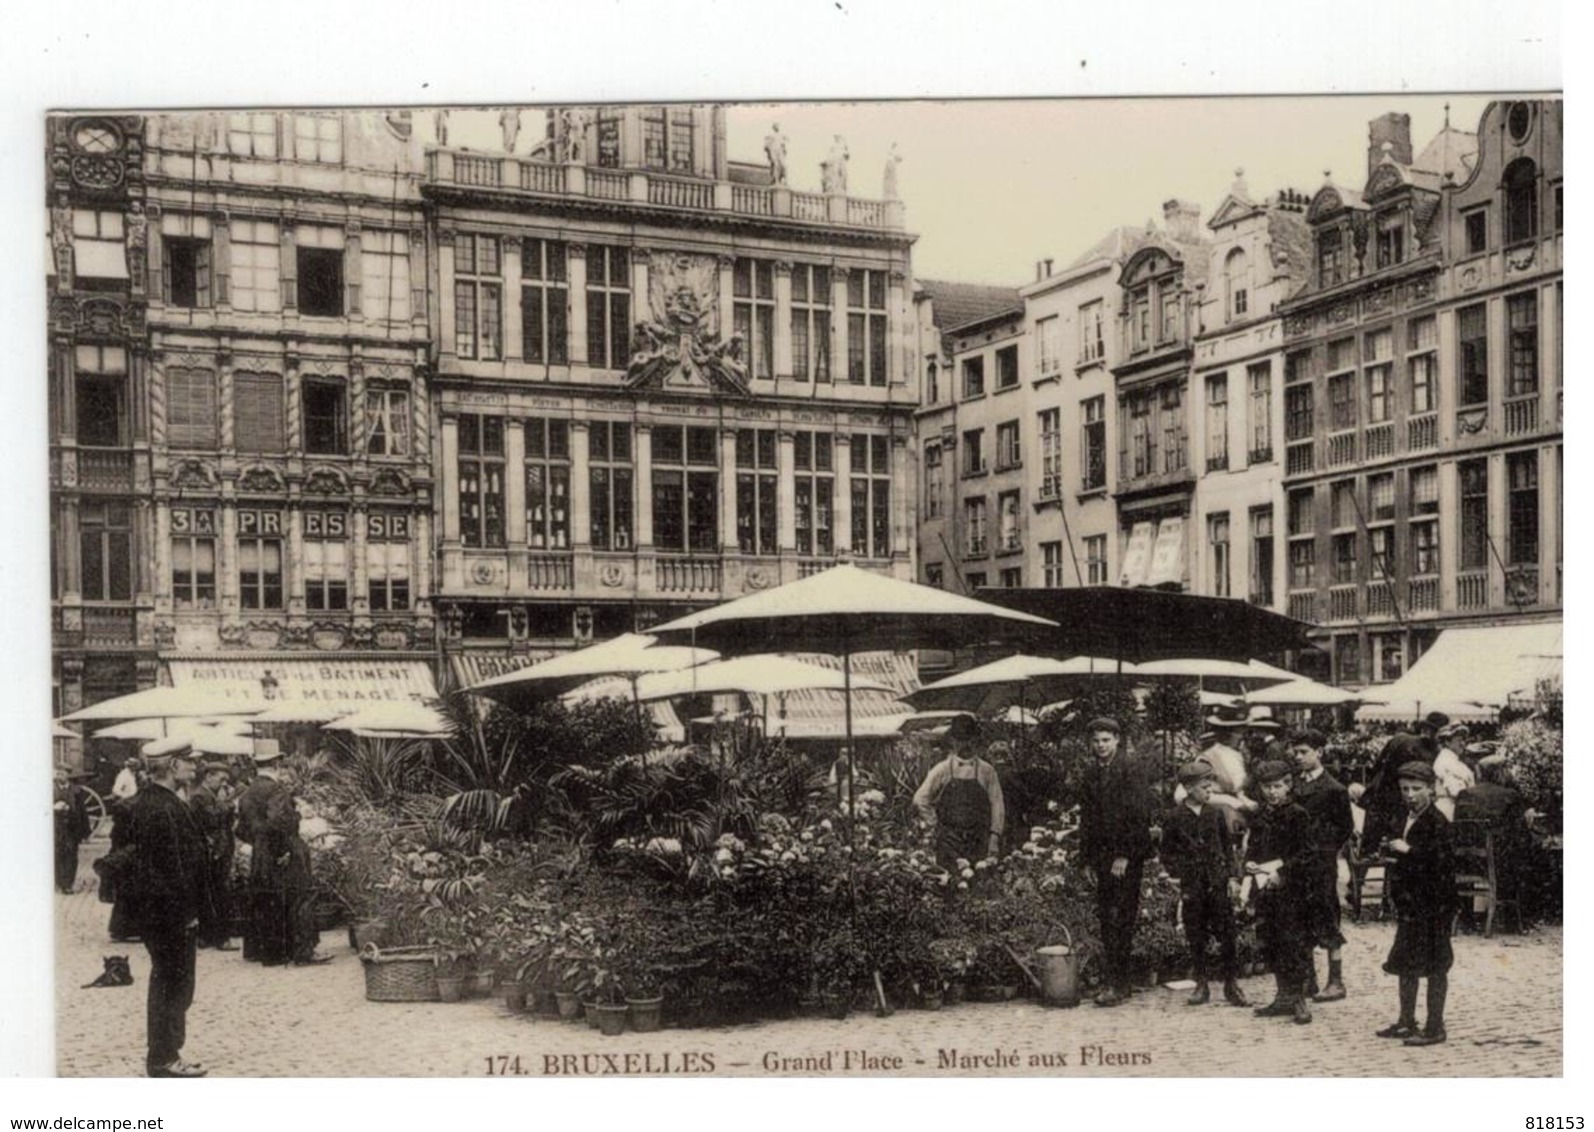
[913, 715, 1005, 871]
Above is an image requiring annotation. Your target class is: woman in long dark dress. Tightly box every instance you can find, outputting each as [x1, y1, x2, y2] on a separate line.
[1377, 761, 1458, 1046]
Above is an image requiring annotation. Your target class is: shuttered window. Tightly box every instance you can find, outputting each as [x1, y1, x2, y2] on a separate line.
[167, 368, 218, 449]
[233, 372, 285, 453]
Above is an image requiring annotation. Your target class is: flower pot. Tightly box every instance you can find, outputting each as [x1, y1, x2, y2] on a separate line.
[347, 920, 387, 952]
[554, 990, 582, 1020]
[502, 982, 528, 1013]
[436, 974, 465, 1004]
[971, 984, 1017, 1003]
[626, 995, 664, 1033]
[921, 991, 944, 1012]
[821, 992, 852, 1020]
[595, 1003, 629, 1037]
[943, 980, 966, 1006]
[470, 970, 496, 998]
[583, 1000, 600, 1028]
[531, 987, 560, 1017]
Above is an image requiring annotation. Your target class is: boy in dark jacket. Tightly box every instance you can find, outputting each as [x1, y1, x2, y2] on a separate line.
[1077, 717, 1157, 1007]
[1378, 761, 1459, 1046]
[1244, 759, 1315, 1025]
[1288, 728, 1354, 1002]
[1160, 760, 1248, 1007]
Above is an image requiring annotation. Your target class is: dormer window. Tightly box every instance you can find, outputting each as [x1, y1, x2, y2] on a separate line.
[1318, 228, 1345, 287]
[1375, 215, 1405, 269]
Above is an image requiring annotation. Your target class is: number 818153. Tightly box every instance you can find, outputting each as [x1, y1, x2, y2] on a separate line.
[1526, 1119, 1583, 1129]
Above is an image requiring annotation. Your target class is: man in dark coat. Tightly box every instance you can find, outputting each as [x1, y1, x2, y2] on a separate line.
[1245, 759, 1315, 1025]
[123, 737, 212, 1077]
[234, 745, 298, 965]
[53, 766, 93, 893]
[1077, 717, 1157, 1007]
[1378, 760, 1459, 1046]
[1160, 760, 1248, 1007]
[1288, 728, 1355, 1002]
[187, 763, 238, 950]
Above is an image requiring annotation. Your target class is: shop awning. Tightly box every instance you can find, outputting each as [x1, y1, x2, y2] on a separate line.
[1354, 620, 1562, 724]
[447, 650, 557, 692]
[166, 656, 440, 714]
[763, 651, 919, 737]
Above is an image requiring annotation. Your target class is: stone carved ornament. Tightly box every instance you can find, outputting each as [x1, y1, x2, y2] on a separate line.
[626, 252, 750, 396]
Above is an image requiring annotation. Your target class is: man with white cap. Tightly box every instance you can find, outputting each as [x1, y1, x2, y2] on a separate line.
[124, 735, 212, 1077]
[1430, 723, 1476, 821]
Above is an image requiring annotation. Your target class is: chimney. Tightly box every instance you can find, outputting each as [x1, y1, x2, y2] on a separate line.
[1043, 258, 1054, 277]
[1368, 112, 1412, 177]
[1162, 198, 1201, 242]
[1035, 260, 1044, 283]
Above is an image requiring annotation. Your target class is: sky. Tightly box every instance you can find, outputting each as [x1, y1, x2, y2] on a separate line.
[450, 95, 1495, 286]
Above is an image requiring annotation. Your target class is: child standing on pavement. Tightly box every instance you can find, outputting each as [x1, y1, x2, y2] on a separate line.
[1160, 760, 1249, 1007]
[1244, 760, 1315, 1025]
[1377, 761, 1459, 1046]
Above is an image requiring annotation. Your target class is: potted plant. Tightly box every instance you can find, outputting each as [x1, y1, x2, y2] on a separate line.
[813, 926, 866, 1019]
[611, 918, 665, 1033]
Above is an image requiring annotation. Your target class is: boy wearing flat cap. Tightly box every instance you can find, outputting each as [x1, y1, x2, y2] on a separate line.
[1244, 759, 1315, 1025]
[124, 737, 214, 1077]
[1077, 717, 1158, 1007]
[1160, 761, 1248, 1006]
[1288, 728, 1354, 1002]
[1378, 761, 1459, 1046]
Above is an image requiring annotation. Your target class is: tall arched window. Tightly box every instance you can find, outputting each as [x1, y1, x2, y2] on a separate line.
[1224, 247, 1249, 321]
[1504, 158, 1539, 244]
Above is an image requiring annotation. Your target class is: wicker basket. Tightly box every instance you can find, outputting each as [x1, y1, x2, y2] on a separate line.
[360, 943, 440, 1003]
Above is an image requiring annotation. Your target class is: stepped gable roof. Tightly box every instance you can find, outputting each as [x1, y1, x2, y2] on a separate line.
[917, 279, 1023, 352]
[1066, 225, 1150, 271]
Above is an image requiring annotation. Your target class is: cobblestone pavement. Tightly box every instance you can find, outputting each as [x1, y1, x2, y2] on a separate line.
[55, 859, 1560, 1078]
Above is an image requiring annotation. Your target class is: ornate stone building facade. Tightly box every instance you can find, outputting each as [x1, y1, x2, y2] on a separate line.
[422, 106, 918, 680]
[48, 115, 157, 716]
[50, 109, 439, 715]
[1277, 101, 1562, 685]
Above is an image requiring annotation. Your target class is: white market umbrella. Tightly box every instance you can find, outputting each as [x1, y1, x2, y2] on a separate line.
[1133, 656, 1297, 693]
[1246, 677, 1379, 708]
[252, 701, 356, 724]
[63, 685, 265, 724]
[466, 633, 718, 712]
[187, 730, 256, 757]
[92, 716, 253, 741]
[324, 701, 452, 737]
[651, 564, 1054, 826]
[52, 720, 79, 740]
[906, 654, 1135, 715]
[632, 655, 894, 702]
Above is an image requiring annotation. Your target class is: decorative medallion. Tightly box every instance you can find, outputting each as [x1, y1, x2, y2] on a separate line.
[1363, 288, 1393, 316]
[303, 467, 347, 495]
[281, 621, 313, 647]
[77, 296, 129, 338]
[72, 155, 124, 191]
[170, 459, 216, 490]
[745, 567, 771, 591]
[369, 468, 410, 497]
[1284, 314, 1313, 339]
[375, 625, 411, 650]
[311, 624, 348, 651]
[238, 466, 285, 494]
[246, 624, 283, 651]
[218, 622, 248, 647]
[1325, 302, 1355, 327]
[1507, 245, 1537, 273]
[1456, 409, 1488, 435]
[1459, 266, 1480, 292]
[347, 623, 377, 648]
[470, 560, 497, 585]
[153, 622, 177, 650]
[598, 563, 626, 588]
[625, 251, 751, 397]
[1407, 275, 1435, 302]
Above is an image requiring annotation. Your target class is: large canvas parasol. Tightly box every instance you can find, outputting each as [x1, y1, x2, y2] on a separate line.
[465, 633, 718, 713]
[906, 654, 1135, 715]
[650, 564, 1055, 821]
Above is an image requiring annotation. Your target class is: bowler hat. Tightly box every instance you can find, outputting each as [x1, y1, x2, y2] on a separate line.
[1396, 761, 1436, 784]
[251, 737, 285, 763]
[1421, 711, 1450, 732]
[941, 714, 981, 744]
